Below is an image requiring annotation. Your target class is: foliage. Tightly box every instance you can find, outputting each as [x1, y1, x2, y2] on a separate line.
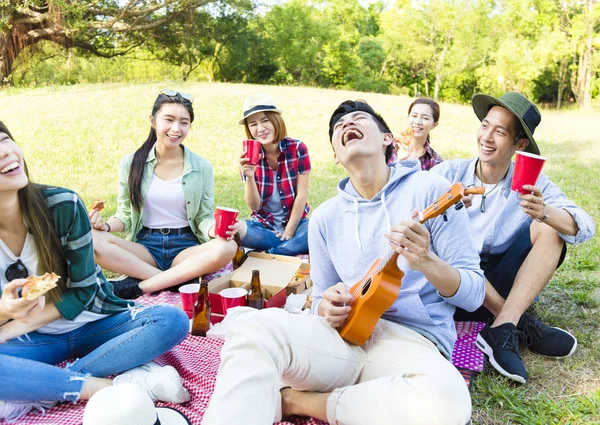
[3, 0, 600, 108]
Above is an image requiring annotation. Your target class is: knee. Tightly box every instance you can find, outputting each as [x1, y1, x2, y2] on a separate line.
[530, 220, 563, 248]
[150, 306, 189, 345]
[91, 229, 109, 255]
[226, 309, 288, 341]
[218, 238, 237, 260]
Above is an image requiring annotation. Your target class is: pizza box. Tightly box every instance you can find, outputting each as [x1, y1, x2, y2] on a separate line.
[207, 271, 287, 319]
[230, 252, 311, 296]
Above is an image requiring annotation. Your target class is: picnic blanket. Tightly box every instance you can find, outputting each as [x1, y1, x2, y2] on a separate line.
[2, 267, 486, 425]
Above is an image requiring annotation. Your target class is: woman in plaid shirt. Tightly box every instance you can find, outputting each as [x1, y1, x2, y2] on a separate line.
[0, 121, 190, 422]
[388, 98, 444, 170]
[89, 91, 237, 299]
[234, 94, 311, 256]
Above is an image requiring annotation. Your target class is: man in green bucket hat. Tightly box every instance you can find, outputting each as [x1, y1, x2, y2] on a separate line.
[432, 92, 595, 384]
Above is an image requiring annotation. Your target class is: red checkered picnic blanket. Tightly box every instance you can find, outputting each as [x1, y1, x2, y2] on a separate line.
[3, 283, 484, 425]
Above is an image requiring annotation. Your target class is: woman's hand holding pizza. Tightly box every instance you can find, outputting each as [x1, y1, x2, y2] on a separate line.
[0, 279, 46, 324]
[88, 198, 109, 231]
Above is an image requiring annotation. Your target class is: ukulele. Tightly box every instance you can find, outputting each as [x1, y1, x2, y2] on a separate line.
[338, 183, 485, 346]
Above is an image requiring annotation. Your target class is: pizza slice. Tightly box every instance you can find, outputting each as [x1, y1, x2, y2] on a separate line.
[393, 127, 415, 147]
[22, 273, 60, 301]
[90, 198, 105, 212]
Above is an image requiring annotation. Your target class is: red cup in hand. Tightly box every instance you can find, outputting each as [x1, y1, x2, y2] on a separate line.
[214, 207, 239, 238]
[511, 151, 546, 193]
[178, 283, 200, 319]
[220, 287, 248, 315]
[243, 140, 262, 166]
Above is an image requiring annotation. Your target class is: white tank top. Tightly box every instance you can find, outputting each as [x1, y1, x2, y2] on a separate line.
[142, 174, 189, 229]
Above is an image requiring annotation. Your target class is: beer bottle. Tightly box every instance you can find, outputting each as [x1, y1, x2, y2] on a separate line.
[232, 234, 248, 270]
[247, 269, 264, 310]
[191, 279, 211, 336]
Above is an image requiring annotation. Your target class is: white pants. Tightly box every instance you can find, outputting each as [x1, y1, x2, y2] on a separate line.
[202, 309, 471, 425]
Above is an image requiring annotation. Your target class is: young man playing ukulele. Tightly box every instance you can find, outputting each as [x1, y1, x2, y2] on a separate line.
[431, 92, 595, 384]
[202, 100, 485, 425]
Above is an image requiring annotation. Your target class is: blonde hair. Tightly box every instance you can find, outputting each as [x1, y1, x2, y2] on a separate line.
[244, 111, 287, 144]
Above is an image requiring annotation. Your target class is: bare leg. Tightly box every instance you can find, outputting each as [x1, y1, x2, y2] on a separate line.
[139, 238, 236, 293]
[92, 230, 161, 279]
[79, 377, 113, 400]
[491, 221, 564, 327]
[281, 388, 329, 422]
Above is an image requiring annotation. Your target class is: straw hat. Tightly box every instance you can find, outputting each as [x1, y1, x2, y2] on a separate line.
[472, 92, 541, 155]
[239, 93, 282, 124]
[83, 384, 191, 425]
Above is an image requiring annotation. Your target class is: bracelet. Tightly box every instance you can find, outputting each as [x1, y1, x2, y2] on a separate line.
[105, 222, 112, 233]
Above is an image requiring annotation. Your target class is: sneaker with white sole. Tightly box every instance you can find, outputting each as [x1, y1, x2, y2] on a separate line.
[113, 362, 190, 404]
[517, 312, 578, 358]
[476, 322, 528, 384]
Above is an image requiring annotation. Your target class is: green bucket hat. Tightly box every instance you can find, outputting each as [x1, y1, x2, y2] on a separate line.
[472, 92, 541, 155]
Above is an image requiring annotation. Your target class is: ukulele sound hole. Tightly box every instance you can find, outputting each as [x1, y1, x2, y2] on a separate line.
[362, 279, 372, 296]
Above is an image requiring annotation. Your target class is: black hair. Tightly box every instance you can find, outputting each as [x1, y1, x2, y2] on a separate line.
[328, 100, 394, 162]
[129, 93, 194, 212]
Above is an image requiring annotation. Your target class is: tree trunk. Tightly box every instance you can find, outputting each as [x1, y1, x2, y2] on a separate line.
[433, 74, 441, 101]
[0, 32, 13, 83]
[581, 0, 595, 109]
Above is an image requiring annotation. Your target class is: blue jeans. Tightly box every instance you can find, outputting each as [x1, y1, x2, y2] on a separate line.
[241, 219, 309, 256]
[136, 228, 200, 270]
[0, 305, 188, 402]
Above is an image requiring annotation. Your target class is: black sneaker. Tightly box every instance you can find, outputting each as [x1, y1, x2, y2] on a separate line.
[476, 322, 528, 384]
[109, 276, 143, 299]
[517, 313, 577, 358]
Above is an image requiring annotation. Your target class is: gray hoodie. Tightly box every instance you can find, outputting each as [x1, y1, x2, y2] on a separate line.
[309, 161, 485, 358]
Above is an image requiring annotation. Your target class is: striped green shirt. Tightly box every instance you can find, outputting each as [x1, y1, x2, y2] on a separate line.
[25, 186, 132, 319]
[113, 144, 216, 244]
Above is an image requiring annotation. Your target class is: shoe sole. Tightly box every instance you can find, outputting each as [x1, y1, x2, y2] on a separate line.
[476, 334, 527, 384]
[530, 326, 578, 359]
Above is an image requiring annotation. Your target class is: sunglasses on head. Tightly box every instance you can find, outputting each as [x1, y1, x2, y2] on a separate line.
[160, 89, 194, 103]
[5, 259, 29, 282]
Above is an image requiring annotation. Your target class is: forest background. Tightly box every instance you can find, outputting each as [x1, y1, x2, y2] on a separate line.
[1, 0, 599, 109]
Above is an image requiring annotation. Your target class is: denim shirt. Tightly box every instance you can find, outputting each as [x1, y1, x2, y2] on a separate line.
[113, 144, 216, 244]
[431, 158, 595, 255]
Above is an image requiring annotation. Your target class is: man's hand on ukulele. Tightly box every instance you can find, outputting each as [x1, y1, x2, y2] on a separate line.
[385, 209, 434, 273]
[318, 282, 352, 329]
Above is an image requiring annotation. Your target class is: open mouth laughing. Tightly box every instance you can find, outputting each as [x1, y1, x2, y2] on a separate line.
[342, 129, 364, 146]
[0, 161, 19, 175]
[480, 145, 496, 154]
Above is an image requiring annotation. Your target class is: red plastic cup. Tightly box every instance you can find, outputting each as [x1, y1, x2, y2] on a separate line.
[220, 287, 248, 315]
[178, 283, 200, 319]
[214, 207, 239, 238]
[243, 139, 262, 166]
[511, 151, 547, 193]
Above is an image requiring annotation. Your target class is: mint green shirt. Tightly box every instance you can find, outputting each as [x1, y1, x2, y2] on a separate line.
[113, 144, 216, 244]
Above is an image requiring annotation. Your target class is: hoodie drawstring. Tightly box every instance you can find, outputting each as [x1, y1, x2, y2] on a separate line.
[353, 199, 362, 251]
[353, 193, 393, 252]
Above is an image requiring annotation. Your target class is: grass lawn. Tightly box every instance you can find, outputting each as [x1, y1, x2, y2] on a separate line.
[1, 82, 599, 424]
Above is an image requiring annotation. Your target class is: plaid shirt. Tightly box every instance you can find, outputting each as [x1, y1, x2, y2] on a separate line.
[242, 137, 311, 229]
[388, 141, 444, 171]
[19, 186, 132, 319]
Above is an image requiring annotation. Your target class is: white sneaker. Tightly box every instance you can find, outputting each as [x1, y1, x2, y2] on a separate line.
[113, 362, 190, 404]
[0, 400, 54, 422]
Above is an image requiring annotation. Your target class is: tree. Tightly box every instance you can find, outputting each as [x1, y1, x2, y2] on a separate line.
[380, 0, 491, 101]
[0, 0, 219, 83]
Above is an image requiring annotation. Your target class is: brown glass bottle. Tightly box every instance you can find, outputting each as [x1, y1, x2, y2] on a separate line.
[191, 280, 211, 336]
[232, 234, 248, 270]
[247, 269, 264, 310]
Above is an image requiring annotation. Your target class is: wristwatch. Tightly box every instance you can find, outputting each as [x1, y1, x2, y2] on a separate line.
[535, 202, 548, 223]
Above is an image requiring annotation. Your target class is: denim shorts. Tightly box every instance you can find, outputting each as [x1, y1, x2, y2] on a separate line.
[136, 227, 200, 271]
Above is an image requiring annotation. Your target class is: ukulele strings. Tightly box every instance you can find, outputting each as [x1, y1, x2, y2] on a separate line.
[349, 248, 396, 301]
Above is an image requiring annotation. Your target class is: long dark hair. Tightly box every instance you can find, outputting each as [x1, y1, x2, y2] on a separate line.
[408, 98, 440, 144]
[128, 93, 195, 212]
[0, 121, 67, 303]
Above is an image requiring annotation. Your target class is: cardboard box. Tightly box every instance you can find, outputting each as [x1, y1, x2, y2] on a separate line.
[230, 252, 311, 296]
[207, 271, 287, 317]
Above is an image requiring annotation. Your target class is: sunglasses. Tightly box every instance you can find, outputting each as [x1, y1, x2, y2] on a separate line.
[5, 258, 29, 282]
[160, 89, 194, 103]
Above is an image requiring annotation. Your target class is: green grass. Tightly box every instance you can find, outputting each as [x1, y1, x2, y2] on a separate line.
[1, 82, 599, 424]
